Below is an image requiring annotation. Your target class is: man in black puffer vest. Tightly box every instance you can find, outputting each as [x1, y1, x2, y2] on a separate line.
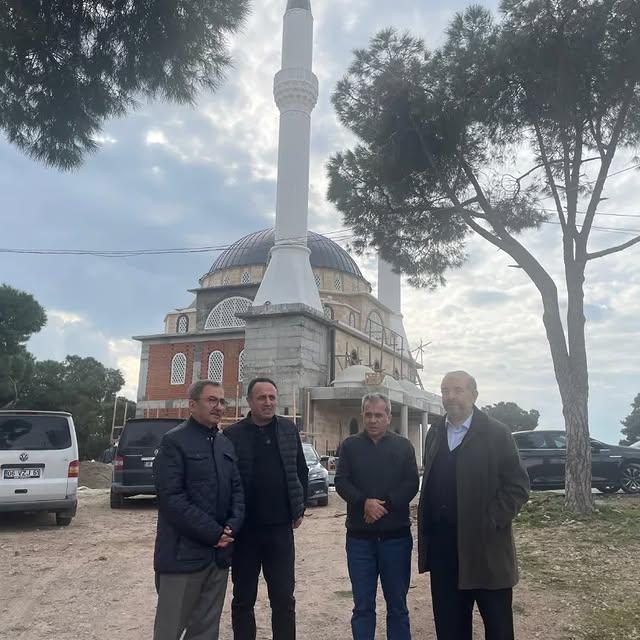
[224, 377, 309, 640]
[152, 380, 244, 640]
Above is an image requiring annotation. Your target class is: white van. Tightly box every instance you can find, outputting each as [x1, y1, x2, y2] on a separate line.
[0, 410, 79, 526]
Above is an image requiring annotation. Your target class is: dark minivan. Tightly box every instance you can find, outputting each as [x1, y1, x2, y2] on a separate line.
[110, 418, 182, 508]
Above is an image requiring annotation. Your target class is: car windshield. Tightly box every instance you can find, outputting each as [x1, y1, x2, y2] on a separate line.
[119, 420, 180, 449]
[0, 415, 71, 451]
[302, 444, 319, 465]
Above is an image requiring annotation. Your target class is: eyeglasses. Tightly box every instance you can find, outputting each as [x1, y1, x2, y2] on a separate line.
[197, 397, 226, 407]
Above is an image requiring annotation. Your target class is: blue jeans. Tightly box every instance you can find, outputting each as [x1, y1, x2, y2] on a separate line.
[346, 534, 413, 640]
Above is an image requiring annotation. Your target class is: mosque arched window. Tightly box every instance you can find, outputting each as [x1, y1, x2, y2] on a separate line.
[170, 353, 187, 385]
[241, 271, 251, 285]
[365, 311, 384, 343]
[323, 305, 334, 320]
[205, 297, 252, 329]
[334, 274, 343, 292]
[348, 312, 357, 328]
[222, 274, 230, 286]
[176, 315, 189, 334]
[208, 351, 224, 383]
[314, 272, 321, 288]
[238, 349, 246, 382]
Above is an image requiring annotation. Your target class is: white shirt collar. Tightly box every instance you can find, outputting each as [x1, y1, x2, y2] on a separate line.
[445, 413, 473, 431]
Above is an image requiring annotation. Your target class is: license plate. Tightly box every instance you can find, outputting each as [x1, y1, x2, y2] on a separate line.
[143, 461, 153, 468]
[3, 468, 41, 479]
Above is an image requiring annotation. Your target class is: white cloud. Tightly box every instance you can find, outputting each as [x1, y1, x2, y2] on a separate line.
[28, 311, 140, 401]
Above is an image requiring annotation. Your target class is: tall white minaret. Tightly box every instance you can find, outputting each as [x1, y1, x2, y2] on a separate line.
[378, 257, 411, 355]
[253, 0, 322, 312]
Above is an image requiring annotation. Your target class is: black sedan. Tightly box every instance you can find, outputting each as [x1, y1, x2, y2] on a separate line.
[513, 429, 640, 494]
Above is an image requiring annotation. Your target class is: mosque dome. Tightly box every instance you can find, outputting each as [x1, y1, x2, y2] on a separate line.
[205, 228, 363, 279]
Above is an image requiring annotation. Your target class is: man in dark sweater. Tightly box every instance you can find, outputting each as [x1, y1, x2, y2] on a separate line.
[224, 377, 309, 640]
[152, 380, 244, 640]
[335, 392, 419, 640]
[417, 371, 530, 640]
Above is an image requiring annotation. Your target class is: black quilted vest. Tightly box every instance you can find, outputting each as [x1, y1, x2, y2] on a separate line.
[224, 415, 305, 522]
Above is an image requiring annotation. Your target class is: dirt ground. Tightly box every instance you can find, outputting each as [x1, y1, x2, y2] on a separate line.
[0, 482, 592, 640]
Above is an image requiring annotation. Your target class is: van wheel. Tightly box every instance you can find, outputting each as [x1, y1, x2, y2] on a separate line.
[110, 489, 125, 509]
[56, 513, 73, 526]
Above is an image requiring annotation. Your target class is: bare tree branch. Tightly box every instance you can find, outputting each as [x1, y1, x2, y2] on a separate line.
[586, 234, 640, 261]
[581, 82, 637, 239]
[532, 120, 569, 232]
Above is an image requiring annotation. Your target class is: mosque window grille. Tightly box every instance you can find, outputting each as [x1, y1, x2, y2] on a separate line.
[176, 315, 189, 334]
[222, 274, 230, 286]
[241, 271, 251, 285]
[348, 312, 357, 328]
[208, 351, 224, 383]
[334, 274, 343, 291]
[365, 311, 384, 343]
[238, 349, 246, 382]
[314, 272, 321, 288]
[170, 353, 187, 385]
[205, 296, 252, 329]
[323, 305, 334, 320]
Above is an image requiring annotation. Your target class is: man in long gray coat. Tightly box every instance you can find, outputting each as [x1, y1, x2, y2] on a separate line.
[417, 371, 530, 640]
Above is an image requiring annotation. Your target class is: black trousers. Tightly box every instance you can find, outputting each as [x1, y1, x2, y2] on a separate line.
[427, 524, 514, 640]
[231, 523, 296, 640]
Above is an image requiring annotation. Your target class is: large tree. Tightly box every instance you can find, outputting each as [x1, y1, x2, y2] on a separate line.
[0, 0, 249, 169]
[0, 284, 47, 407]
[482, 401, 540, 432]
[327, 0, 640, 513]
[620, 393, 640, 445]
[18, 355, 127, 459]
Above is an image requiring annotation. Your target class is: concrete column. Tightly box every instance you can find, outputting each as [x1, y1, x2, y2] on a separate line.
[400, 405, 409, 439]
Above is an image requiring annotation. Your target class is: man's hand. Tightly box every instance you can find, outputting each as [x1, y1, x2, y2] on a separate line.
[364, 498, 387, 524]
[292, 516, 304, 529]
[215, 526, 234, 548]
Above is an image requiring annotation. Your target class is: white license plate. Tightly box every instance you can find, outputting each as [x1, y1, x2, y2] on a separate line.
[143, 461, 153, 468]
[3, 468, 42, 479]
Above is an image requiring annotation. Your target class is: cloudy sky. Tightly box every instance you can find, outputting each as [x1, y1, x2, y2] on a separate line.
[1, 0, 638, 444]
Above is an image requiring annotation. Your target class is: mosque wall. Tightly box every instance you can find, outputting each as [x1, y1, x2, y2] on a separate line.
[308, 402, 361, 455]
[144, 338, 245, 401]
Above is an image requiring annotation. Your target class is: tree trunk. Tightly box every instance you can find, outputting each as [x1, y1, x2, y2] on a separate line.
[561, 377, 592, 514]
[537, 279, 593, 515]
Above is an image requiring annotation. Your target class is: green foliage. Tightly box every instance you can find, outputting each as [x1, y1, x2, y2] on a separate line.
[620, 392, 640, 445]
[17, 355, 131, 459]
[0, 284, 46, 407]
[482, 401, 539, 432]
[327, 1, 640, 286]
[0, 0, 249, 169]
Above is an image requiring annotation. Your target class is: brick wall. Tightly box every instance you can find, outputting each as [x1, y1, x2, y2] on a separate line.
[145, 338, 245, 401]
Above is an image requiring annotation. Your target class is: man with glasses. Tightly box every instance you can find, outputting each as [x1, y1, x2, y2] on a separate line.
[152, 380, 245, 640]
[335, 393, 419, 640]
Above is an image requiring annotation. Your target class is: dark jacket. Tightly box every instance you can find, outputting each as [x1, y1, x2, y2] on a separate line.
[224, 414, 308, 524]
[417, 408, 530, 590]
[335, 431, 419, 534]
[153, 417, 245, 574]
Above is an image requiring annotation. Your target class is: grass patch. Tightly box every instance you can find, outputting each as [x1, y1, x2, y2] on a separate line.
[582, 603, 640, 640]
[515, 493, 640, 638]
[333, 589, 353, 599]
[516, 493, 640, 542]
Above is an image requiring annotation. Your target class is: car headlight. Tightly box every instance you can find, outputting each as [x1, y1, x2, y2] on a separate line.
[309, 467, 328, 480]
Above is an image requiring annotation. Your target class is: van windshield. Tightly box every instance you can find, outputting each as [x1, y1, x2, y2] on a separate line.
[0, 415, 72, 450]
[119, 420, 181, 449]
